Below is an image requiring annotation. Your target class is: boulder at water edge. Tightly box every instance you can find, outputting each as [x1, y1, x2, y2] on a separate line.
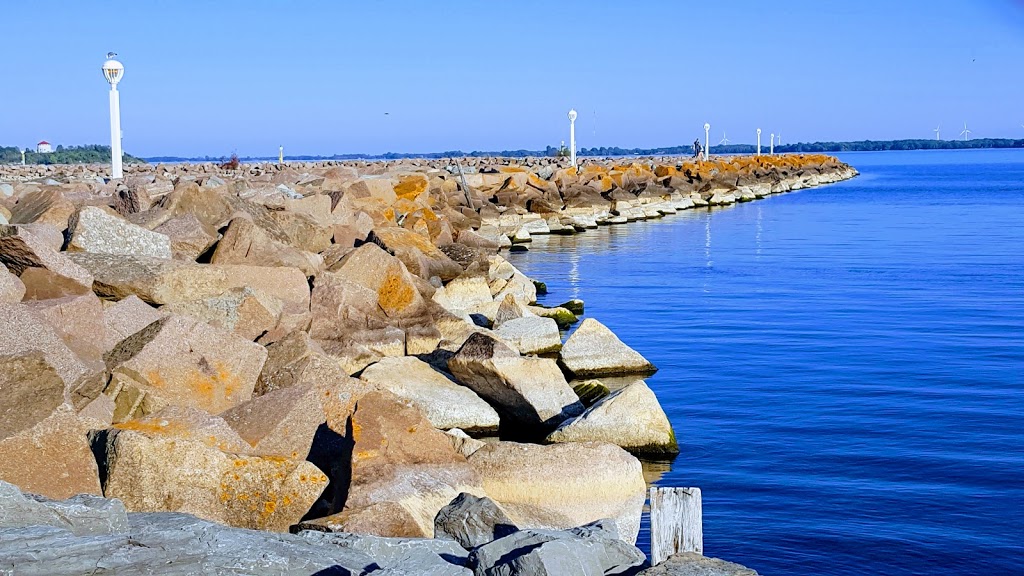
[547, 379, 678, 455]
[559, 318, 656, 377]
[467, 441, 647, 544]
[448, 333, 583, 436]
[433, 492, 519, 550]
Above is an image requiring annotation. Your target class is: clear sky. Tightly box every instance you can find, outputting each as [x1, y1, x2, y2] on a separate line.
[5, 0, 1024, 157]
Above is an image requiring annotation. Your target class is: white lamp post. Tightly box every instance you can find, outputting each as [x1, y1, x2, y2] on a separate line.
[770, 133, 775, 156]
[703, 123, 710, 161]
[279, 145, 284, 164]
[568, 109, 578, 168]
[756, 128, 762, 156]
[102, 53, 125, 179]
[20, 149, 26, 165]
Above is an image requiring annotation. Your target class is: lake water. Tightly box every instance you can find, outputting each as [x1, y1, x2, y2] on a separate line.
[506, 150, 1024, 575]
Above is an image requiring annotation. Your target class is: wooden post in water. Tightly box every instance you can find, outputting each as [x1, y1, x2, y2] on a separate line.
[649, 487, 703, 566]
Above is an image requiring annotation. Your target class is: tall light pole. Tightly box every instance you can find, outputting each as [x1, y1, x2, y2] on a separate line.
[770, 133, 775, 156]
[102, 53, 124, 179]
[568, 109, 578, 168]
[756, 128, 762, 156]
[20, 149, 25, 165]
[279, 145, 284, 164]
[703, 123, 710, 161]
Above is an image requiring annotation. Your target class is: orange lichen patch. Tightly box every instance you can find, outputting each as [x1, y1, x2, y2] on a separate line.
[114, 418, 183, 435]
[351, 419, 362, 442]
[654, 165, 678, 178]
[394, 174, 429, 200]
[496, 165, 527, 173]
[608, 171, 624, 187]
[378, 269, 415, 315]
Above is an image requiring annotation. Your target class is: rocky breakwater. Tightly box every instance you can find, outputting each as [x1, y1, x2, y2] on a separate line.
[0, 153, 850, 574]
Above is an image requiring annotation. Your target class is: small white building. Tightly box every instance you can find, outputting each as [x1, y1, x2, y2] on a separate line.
[36, 141, 52, 153]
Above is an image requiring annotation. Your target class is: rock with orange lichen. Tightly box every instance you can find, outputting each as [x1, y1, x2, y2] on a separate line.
[220, 384, 324, 461]
[372, 226, 463, 281]
[163, 286, 285, 344]
[90, 427, 328, 532]
[0, 351, 105, 500]
[210, 217, 322, 277]
[101, 314, 267, 423]
[303, 390, 485, 538]
[112, 405, 253, 454]
[309, 243, 428, 339]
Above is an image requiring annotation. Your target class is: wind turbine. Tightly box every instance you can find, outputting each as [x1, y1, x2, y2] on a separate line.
[959, 122, 971, 141]
[719, 132, 731, 146]
[933, 124, 941, 141]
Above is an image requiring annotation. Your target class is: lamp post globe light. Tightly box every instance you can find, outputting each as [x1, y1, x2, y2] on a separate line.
[568, 109, 578, 168]
[102, 53, 125, 179]
[770, 133, 775, 156]
[703, 123, 710, 161]
[756, 128, 762, 156]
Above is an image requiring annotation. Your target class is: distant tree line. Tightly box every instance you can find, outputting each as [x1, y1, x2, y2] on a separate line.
[89, 138, 1024, 165]
[0, 145, 144, 165]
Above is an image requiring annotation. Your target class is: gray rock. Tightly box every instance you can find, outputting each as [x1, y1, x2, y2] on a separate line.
[300, 530, 471, 575]
[469, 520, 646, 576]
[640, 552, 759, 575]
[68, 206, 172, 260]
[0, 481, 128, 537]
[434, 492, 519, 550]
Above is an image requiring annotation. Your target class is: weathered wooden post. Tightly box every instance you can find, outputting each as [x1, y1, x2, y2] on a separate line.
[649, 487, 703, 566]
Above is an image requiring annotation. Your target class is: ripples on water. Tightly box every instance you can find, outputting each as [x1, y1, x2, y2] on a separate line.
[507, 150, 1024, 575]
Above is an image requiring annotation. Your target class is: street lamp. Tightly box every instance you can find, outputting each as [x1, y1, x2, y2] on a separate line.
[770, 133, 775, 156]
[568, 109, 578, 168]
[102, 53, 124, 179]
[756, 128, 762, 156]
[703, 123, 710, 161]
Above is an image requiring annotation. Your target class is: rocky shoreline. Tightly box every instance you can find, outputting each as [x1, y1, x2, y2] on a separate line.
[0, 154, 855, 574]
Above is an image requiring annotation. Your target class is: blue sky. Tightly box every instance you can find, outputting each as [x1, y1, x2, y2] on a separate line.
[5, 0, 1024, 156]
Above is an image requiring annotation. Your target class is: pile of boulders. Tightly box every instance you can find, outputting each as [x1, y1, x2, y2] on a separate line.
[0, 154, 842, 572]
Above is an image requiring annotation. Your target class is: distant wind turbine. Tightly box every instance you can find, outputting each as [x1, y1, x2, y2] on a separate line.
[933, 124, 941, 141]
[960, 122, 971, 141]
[719, 132, 731, 146]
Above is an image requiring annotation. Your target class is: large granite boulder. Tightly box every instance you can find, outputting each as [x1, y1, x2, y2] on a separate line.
[219, 384, 324, 460]
[0, 303, 90, 386]
[162, 286, 285, 343]
[547, 379, 678, 455]
[0, 481, 127, 537]
[0, 225, 93, 290]
[152, 213, 220, 261]
[67, 206, 172, 259]
[494, 315, 562, 355]
[468, 441, 647, 544]
[24, 291, 108, 365]
[101, 295, 167, 351]
[91, 427, 327, 532]
[434, 492, 518, 550]
[210, 216, 321, 276]
[559, 318, 656, 377]
[102, 314, 268, 422]
[448, 333, 583, 436]
[303, 390, 484, 538]
[359, 356, 500, 434]
[469, 519, 646, 576]
[0, 263, 25, 303]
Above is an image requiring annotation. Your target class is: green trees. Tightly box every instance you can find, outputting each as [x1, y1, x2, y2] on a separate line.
[0, 145, 144, 165]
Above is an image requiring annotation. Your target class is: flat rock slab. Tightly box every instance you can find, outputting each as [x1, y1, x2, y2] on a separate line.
[559, 318, 656, 377]
[359, 356, 499, 434]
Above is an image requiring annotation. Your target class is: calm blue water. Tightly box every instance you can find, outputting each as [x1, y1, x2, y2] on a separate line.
[507, 150, 1024, 576]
